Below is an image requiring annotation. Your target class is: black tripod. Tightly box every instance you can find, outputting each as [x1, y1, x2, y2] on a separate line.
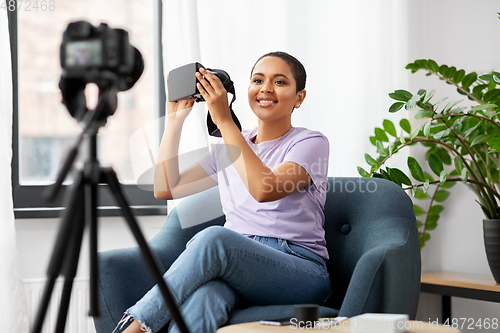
[31, 88, 189, 333]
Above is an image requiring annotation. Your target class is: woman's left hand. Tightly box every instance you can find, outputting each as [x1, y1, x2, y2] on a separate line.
[196, 68, 232, 127]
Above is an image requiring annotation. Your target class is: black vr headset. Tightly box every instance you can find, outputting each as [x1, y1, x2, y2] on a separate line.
[168, 62, 242, 137]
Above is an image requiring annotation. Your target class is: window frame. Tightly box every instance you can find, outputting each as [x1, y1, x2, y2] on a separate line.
[8, 3, 168, 219]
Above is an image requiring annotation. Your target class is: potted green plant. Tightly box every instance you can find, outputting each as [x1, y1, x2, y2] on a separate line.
[358, 58, 500, 282]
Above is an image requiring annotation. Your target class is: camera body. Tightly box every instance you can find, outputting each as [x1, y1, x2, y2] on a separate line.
[60, 21, 143, 92]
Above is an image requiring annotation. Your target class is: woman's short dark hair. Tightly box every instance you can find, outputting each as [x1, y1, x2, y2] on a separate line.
[251, 51, 307, 93]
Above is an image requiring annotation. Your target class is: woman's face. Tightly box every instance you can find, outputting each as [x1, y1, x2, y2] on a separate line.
[248, 56, 305, 124]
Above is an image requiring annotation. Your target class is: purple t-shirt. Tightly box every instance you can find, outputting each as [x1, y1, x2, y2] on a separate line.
[197, 126, 330, 260]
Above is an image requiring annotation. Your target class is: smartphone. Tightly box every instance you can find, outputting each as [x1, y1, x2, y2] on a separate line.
[168, 62, 205, 102]
[259, 319, 292, 326]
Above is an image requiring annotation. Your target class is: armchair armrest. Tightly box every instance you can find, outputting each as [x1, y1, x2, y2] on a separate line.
[338, 216, 421, 319]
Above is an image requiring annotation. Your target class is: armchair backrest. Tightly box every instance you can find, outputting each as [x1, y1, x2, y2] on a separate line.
[321, 177, 420, 315]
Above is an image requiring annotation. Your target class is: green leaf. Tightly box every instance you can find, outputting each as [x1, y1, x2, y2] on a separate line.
[423, 171, 434, 182]
[484, 89, 500, 102]
[428, 59, 440, 72]
[365, 153, 378, 167]
[408, 156, 425, 182]
[433, 129, 451, 140]
[446, 66, 457, 80]
[405, 94, 423, 111]
[435, 149, 451, 165]
[411, 186, 417, 197]
[462, 72, 478, 89]
[406, 63, 420, 73]
[429, 205, 444, 215]
[453, 69, 465, 84]
[448, 106, 467, 114]
[389, 102, 405, 113]
[383, 119, 397, 137]
[415, 59, 430, 70]
[374, 128, 389, 142]
[433, 96, 449, 108]
[483, 110, 496, 118]
[399, 129, 406, 144]
[463, 121, 481, 138]
[438, 64, 449, 76]
[426, 214, 440, 230]
[442, 100, 463, 114]
[369, 136, 377, 146]
[357, 166, 370, 177]
[376, 140, 387, 156]
[428, 153, 444, 176]
[389, 167, 412, 186]
[419, 232, 430, 248]
[414, 188, 429, 199]
[434, 190, 451, 202]
[400, 118, 411, 134]
[487, 137, 500, 152]
[451, 116, 467, 129]
[423, 179, 430, 193]
[423, 120, 432, 137]
[423, 89, 436, 104]
[471, 134, 495, 147]
[388, 143, 395, 156]
[439, 169, 448, 185]
[414, 110, 434, 119]
[389, 90, 413, 102]
[468, 104, 497, 113]
[461, 72, 478, 88]
[480, 74, 493, 81]
[440, 181, 455, 189]
[461, 168, 469, 182]
[454, 155, 464, 174]
[413, 205, 426, 216]
[473, 84, 488, 98]
[411, 124, 422, 140]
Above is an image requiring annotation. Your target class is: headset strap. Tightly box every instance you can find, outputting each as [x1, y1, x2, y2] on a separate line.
[206, 83, 241, 137]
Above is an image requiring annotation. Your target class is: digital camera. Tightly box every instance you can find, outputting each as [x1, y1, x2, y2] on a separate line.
[60, 20, 143, 92]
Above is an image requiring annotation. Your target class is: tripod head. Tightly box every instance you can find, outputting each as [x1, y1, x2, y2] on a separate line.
[43, 86, 119, 202]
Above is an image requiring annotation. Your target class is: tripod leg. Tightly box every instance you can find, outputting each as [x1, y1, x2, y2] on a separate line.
[102, 167, 190, 333]
[55, 195, 86, 333]
[31, 172, 85, 333]
[86, 160, 100, 317]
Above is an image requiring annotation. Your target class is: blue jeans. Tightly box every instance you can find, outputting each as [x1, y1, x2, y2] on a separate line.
[118, 226, 331, 333]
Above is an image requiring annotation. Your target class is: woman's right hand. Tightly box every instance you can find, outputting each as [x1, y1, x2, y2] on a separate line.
[166, 74, 197, 122]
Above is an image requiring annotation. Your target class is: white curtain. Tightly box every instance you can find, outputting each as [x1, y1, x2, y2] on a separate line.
[0, 11, 29, 333]
[161, 0, 411, 184]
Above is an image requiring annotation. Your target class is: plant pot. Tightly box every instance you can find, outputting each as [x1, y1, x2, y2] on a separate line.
[483, 219, 500, 284]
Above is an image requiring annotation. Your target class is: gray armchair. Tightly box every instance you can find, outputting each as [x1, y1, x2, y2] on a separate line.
[94, 177, 421, 332]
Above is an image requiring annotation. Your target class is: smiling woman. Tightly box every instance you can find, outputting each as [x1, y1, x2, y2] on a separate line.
[119, 51, 331, 333]
[248, 54, 306, 144]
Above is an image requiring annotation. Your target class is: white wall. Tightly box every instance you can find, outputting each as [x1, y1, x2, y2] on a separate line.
[406, 0, 500, 329]
[16, 215, 166, 279]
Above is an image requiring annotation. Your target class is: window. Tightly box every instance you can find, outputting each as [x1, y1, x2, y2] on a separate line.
[8, 1, 167, 218]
